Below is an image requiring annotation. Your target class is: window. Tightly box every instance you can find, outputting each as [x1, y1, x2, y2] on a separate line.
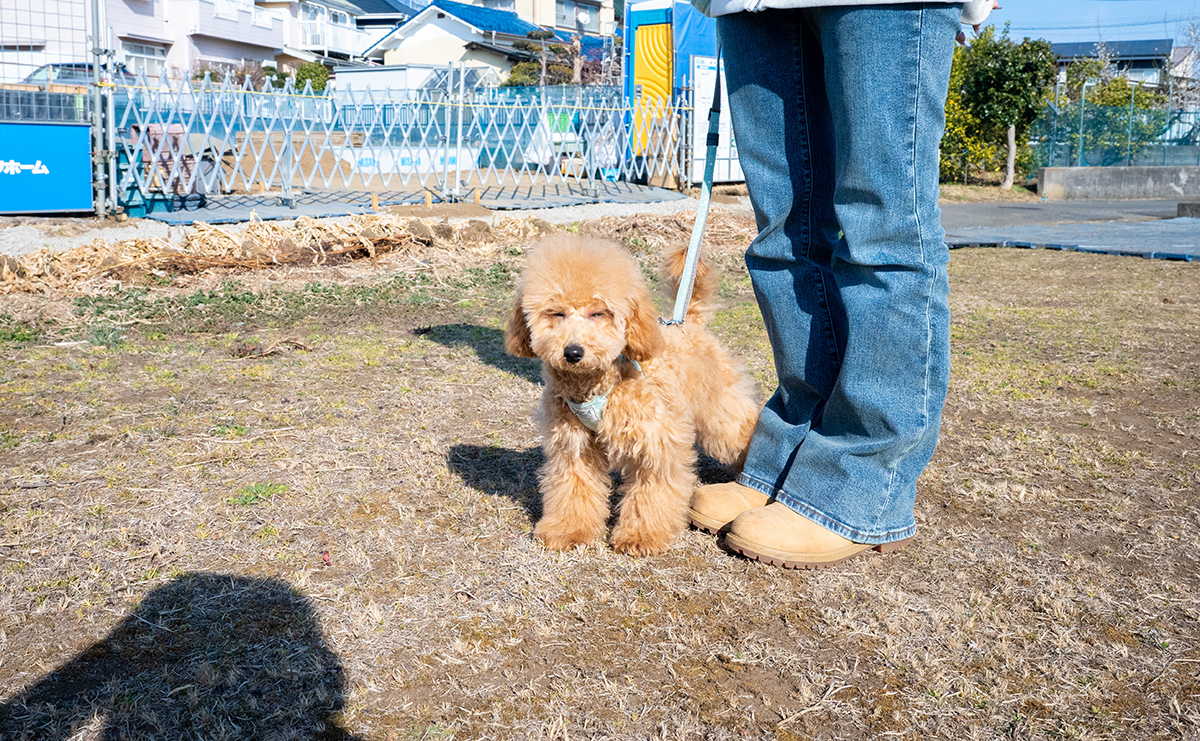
[301, 2, 323, 21]
[54, 64, 93, 83]
[555, 0, 599, 33]
[330, 9, 351, 26]
[23, 66, 51, 84]
[122, 40, 168, 83]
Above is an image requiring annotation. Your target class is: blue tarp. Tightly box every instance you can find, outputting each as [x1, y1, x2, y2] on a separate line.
[672, 1, 717, 90]
[428, 0, 544, 37]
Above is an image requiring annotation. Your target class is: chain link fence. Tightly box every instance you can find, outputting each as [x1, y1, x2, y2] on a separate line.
[1030, 101, 1200, 169]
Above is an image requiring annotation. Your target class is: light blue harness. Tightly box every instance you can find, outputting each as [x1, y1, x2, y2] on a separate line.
[565, 355, 642, 432]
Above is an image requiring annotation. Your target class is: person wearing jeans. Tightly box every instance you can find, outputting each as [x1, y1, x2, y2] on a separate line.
[689, 1, 995, 568]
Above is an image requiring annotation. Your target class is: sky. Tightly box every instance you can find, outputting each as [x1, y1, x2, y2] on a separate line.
[981, 0, 1199, 46]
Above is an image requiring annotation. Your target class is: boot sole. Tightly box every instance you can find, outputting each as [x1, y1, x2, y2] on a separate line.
[724, 533, 911, 570]
[688, 497, 776, 536]
[688, 508, 731, 535]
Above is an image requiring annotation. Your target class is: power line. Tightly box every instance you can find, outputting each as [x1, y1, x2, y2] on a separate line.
[1007, 15, 1195, 32]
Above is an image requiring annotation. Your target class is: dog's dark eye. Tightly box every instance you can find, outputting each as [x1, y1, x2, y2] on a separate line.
[589, 311, 607, 319]
[551, 311, 565, 318]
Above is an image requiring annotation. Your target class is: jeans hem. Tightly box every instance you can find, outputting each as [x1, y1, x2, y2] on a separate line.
[736, 471, 918, 546]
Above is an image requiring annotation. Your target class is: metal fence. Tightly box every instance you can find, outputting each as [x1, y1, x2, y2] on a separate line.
[0, 88, 90, 123]
[109, 72, 691, 210]
[0, 0, 90, 86]
[1030, 101, 1200, 168]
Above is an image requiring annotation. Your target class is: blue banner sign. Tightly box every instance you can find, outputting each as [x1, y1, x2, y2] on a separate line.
[0, 122, 93, 214]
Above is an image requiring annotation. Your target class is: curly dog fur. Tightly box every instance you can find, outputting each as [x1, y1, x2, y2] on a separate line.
[505, 235, 760, 556]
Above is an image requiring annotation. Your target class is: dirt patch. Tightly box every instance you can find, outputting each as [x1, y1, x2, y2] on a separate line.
[384, 201, 495, 220]
[680, 184, 748, 204]
[0, 217, 1198, 740]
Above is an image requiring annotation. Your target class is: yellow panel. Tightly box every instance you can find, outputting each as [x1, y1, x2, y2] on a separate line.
[632, 22, 673, 155]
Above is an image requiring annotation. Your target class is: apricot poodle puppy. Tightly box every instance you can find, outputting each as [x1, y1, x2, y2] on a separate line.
[505, 235, 759, 556]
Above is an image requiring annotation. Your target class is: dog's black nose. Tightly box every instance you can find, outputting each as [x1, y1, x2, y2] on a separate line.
[563, 344, 585, 364]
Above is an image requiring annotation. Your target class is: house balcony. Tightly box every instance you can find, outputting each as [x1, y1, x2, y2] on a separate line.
[189, 0, 286, 50]
[298, 20, 364, 58]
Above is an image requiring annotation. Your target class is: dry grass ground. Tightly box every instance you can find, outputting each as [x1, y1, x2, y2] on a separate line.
[0, 211, 1198, 740]
[938, 183, 1041, 203]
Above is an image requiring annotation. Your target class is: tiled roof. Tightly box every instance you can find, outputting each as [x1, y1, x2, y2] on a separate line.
[347, 0, 420, 15]
[369, 0, 612, 57]
[1051, 39, 1173, 62]
[426, 0, 544, 37]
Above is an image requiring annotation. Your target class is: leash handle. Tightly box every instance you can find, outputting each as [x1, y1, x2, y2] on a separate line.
[669, 51, 723, 327]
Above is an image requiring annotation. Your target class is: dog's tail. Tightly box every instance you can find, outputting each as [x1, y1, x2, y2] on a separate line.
[664, 245, 718, 326]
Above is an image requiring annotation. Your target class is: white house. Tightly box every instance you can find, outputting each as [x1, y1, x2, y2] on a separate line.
[1051, 39, 1190, 90]
[0, 0, 291, 85]
[403, 0, 613, 36]
[363, 0, 610, 84]
[364, 0, 543, 75]
[348, 0, 421, 54]
[259, 0, 375, 71]
[0, 0, 391, 87]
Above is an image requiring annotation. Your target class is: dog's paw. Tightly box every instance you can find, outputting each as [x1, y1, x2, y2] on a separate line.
[610, 527, 674, 557]
[534, 521, 600, 552]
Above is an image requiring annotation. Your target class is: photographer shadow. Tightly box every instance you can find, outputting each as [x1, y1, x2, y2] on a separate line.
[0, 572, 359, 741]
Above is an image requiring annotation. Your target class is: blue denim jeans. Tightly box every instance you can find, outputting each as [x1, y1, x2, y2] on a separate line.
[719, 4, 959, 545]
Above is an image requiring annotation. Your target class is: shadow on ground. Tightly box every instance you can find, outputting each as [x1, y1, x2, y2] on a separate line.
[0, 573, 359, 741]
[448, 444, 543, 520]
[448, 441, 739, 526]
[416, 323, 542, 385]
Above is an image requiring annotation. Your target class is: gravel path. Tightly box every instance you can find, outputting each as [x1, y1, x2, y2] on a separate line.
[0, 197, 719, 258]
[1, 196, 1185, 258]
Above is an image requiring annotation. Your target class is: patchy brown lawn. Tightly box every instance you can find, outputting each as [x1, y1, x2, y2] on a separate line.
[1, 212, 1198, 740]
[938, 183, 1042, 203]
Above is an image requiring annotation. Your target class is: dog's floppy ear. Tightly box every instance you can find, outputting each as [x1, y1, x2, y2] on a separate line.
[622, 288, 663, 363]
[504, 290, 536, 359]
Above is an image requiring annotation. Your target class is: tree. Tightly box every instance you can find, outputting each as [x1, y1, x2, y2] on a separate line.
[957, 25, 1057, 189]
[1065, 57, 1104, 99]
[192, 59, 282, 89]
[941, 45, 1000, 182]
[509, 30, 562, 86]
[504, 30, 601, 87]
[295, 62, 329, 93]
[1171, 19, 1200, 111]
[1057, 63, 1168, 166]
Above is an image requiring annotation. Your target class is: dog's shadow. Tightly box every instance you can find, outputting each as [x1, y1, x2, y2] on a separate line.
[0, 572, 360, 740]
[449, 444, 544, 520]
[448, 444, 740, 528]
[415, 323, 541, 385]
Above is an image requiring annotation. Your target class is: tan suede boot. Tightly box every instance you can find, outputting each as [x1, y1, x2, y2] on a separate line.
[688, 482, 772, 534]
[724, 502, 910, 569]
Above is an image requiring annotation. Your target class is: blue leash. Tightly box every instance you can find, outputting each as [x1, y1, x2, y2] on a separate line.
[664, 52, 723, 328]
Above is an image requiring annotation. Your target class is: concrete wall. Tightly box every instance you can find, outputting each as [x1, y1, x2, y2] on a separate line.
[1039, 166, 1200, 201]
